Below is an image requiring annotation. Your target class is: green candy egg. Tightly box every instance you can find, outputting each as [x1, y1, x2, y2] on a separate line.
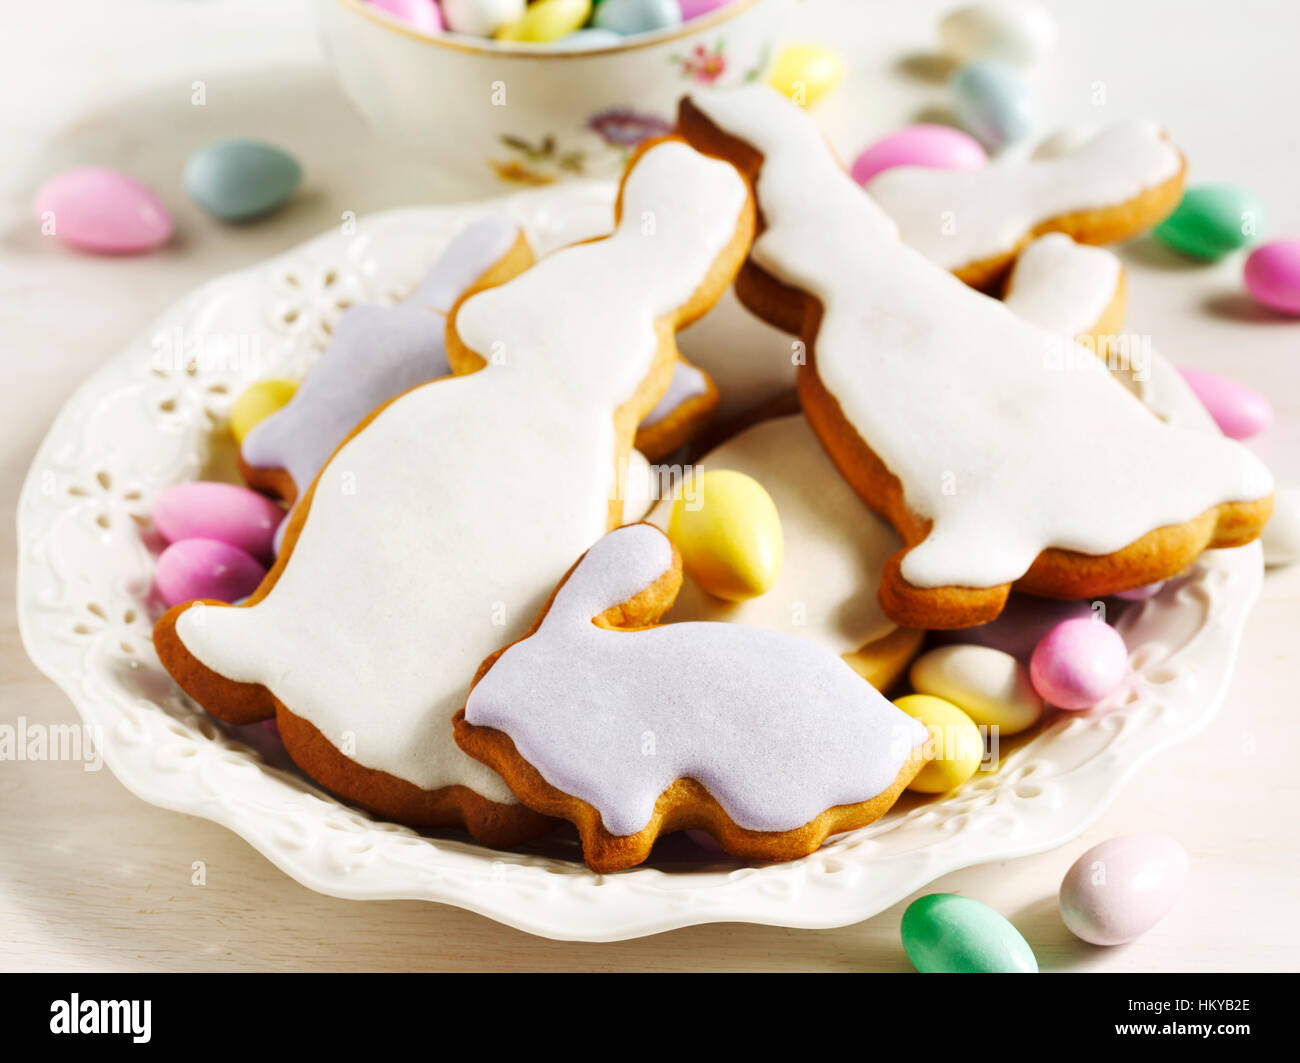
[901, 893, 1038, 973]
[1153, 184, 1264, 261]
[184, 139, 302, 222]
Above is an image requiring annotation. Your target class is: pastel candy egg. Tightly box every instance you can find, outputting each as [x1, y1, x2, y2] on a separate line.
[901, 894, 1038, 973]
[679, 0, 732, 18]
[230, 378, 298, 444]
[33, 167, 173, 254]
[153, 482, 285, 562]
[939, 1, 1056, 69]
[1177, 367, 1272, 440]
[668, 470, 783, 601]
[1029, 617, 1127, 710]
[593, 0, 682, 36]
[442, 0, 526, 36]
[851, 124, 987, 186]
[909, 644, 1043, 736]
[368, 0, 443, 33]
[894, 694, 984, 794]
[951, 60, 1036, 149]
[184, 139, 302, 222]
[937, 594, 1094, 660]
[497, 0, 591, 42]
[1153, 185, 1264, 261]
[556, 27, 624, 48]
[766, 44, 846, 108]
[1059, 834, 1189, 946]
[155, 538, 267, 607]
[1261, 485, 1300, 567]
[1244, 240, 1300, 316]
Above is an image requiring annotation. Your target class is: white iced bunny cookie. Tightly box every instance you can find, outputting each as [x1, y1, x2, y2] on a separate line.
[454, 524, 930, 872]
[154, 139, 755, 844]
[647, 415, 922, 687]
[680, 85, 1273, 630]
[865, 121, 1186, 290]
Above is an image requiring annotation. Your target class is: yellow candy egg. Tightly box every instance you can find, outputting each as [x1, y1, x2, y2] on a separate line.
[668, 469, 783, 602]
[229, 378, 298, 444]
[894, 694, 985, 794]
[496, 0, 592, 43]
[766, 43, 846, 107]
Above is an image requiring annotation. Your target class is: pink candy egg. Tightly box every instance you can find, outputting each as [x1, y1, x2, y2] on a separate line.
[1244, 240, 1300, 316]
[155, 538, 267, 607]
[852, 123, 988, 186]
[1029, 617, 1127, 710]
[1059, 834, 1189, 946]
[678, 0, 733, 18]
[1177, 367, 1272, 440]
[367, 0, 443, 33]
[33, 166, 173, 254]
[153, 482, 285, 562]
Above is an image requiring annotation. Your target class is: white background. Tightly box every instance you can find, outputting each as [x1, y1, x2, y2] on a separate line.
[1, 0, 1297, 970]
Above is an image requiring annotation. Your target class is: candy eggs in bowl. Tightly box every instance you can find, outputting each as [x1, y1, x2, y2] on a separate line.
[313, 0, 784, 184]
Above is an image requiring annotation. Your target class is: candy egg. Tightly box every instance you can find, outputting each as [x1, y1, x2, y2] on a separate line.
[153, 482, 285, 562]
[230, 378, 299, 444]
[155, 538, 267, 607]
[368, 0, 443, 33]
[679, 0, 732, 18]
[1153, 184, 1264, 261]
[1029, 617, 1127, 710]
[894, 694, 984, 793]
[909, 644, 1043, 736]
[1059, 834, 1189, 946]
[497, 0, 591, 42]
[937, 594, 1094, 660]
[901, 893, 1038, 973]
[950, 60, 1035, 149]
[593, 0, 682, 36]
[184, 139, 302, 222]
[556, 27, 624, 48]
[668, 470, 783, 601]
[939, 1, 1057, 69]
[442, 0, 526, 37]
[1244, 239, 1300, 316]
[1261, 485, 1300, 567]
[33, 167, 173, 255]
[766, 44, 846, 108]
[851, 124, 988, 186]
[1177, 367, 1272, 440]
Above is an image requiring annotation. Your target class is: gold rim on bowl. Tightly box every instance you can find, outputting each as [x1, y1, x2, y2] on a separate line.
[332, 0, 765, 58]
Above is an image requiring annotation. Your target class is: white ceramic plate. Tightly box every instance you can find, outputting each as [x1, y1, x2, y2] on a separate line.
[17, 183, 1262, 942]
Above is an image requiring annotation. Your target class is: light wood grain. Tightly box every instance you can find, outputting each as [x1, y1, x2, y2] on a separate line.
[2, 0, 1298, 971]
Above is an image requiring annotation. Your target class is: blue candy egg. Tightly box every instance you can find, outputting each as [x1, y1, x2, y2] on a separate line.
[951, 60, 1035, 150]
[184, 139, 302, 222]
[593, 0, 682, 36]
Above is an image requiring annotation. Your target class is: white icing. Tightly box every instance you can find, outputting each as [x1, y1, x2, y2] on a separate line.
[689, 86, 1272, 590]
[648, 415, 898, 653]
[176, 140, 749, 799]
[1003, 233, 1121, 338]
[1003, 234, 1219, 433]
[865, 120, 1182, 271]
[464, 524, 929, 836]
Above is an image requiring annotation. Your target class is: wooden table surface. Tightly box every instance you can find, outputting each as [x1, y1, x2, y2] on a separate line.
[3, 0, 1298, 971]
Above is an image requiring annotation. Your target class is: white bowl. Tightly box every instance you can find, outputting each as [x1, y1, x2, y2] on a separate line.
[312, 0, 785, 185]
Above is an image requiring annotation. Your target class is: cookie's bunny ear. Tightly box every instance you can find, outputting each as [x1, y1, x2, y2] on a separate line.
[544, 524, 682, 633]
